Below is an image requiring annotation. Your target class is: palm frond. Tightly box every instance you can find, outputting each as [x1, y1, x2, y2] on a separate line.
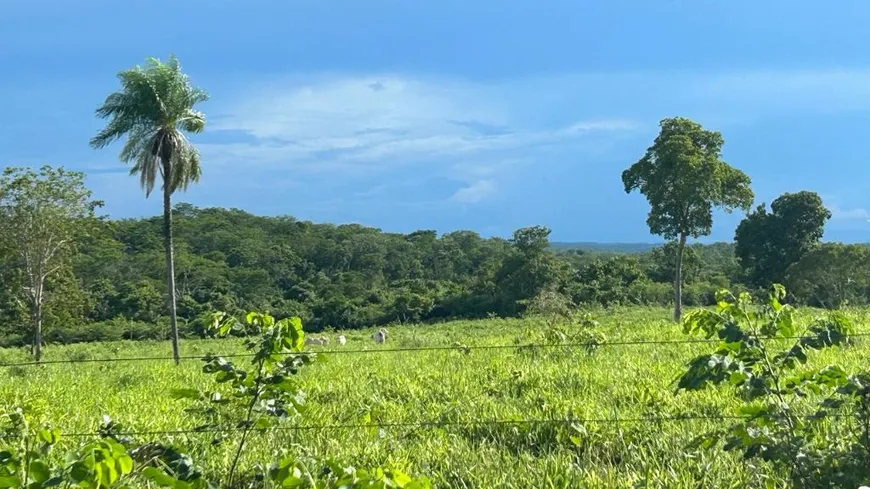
[118, 127, 158, 163]
[166, 131, 201, 194]
[91, 55, 209, 197]
[177, 110, 206, 134]
[129, 135, 160, 198]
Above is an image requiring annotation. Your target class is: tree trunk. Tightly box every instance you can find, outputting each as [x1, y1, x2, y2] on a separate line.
[31, 279, 43, 361]
[163, 172, 181, 365]
[34, 303, 42, 361]
[674, 233, 686, 322]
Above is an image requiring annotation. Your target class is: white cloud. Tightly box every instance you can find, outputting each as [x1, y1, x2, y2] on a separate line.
[198, 74, 641, 205]
[450, 180, 497, 204]
[830, 204, 870, 221]
[205, 67, 870, 175]
[204, 74, 638, 170]
[195, 67, 870, 208]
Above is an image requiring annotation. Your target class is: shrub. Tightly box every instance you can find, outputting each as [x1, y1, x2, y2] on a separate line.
[677, 284, 870, 487]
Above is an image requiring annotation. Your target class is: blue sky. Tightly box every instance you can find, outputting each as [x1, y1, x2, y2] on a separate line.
[2, 0, 870, 243]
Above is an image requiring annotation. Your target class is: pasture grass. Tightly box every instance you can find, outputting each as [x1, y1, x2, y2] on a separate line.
[2, 306, 870, 488]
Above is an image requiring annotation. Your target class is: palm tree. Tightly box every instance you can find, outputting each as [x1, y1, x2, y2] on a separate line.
[90, 55, 208, 364]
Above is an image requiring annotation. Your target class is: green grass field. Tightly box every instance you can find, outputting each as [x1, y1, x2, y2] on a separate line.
[2, 306, 869, 488]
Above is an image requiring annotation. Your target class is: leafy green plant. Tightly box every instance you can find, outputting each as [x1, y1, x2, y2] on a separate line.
[268, 458, 430, 489]
[677, 284, 869, 487]
[172, 312, 314, 487]
[515, 310, 606, 360]
[0, 408, 207, 489]
[175, 312, 431, 488]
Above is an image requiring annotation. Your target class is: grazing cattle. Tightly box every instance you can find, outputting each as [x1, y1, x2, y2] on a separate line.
[338, 335, 347, 345]
[371, 328, 387, 344]
[305, 336, 329, 346]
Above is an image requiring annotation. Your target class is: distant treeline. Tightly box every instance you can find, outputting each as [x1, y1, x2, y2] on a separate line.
[0, 202, 865, 346]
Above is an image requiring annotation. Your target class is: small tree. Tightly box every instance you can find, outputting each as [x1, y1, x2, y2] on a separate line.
[521, 288, 574, 327]
[785, 243, 870, 308]
[677, 285, 869, 487]
[495, 226, 570, 316]
[0, 166, 100, 360]
[622, 117, 753, 321]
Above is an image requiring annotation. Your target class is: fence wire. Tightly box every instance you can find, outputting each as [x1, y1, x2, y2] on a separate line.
[2, 332, 869, 368]
[59, 411, 860, 439]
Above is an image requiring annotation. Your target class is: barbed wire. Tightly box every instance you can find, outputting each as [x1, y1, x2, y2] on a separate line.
[2, 332, 869, 368]
[59, 411, 859, 439]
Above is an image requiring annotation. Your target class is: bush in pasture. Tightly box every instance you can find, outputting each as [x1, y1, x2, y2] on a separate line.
[0, 408, 209, 489]
[520, 288, 574, 327]
[174, 311, 431, 488]
[677, 284, 870, 487]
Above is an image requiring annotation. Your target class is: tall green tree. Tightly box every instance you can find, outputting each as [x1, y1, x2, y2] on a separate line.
[0, 166, 101, 359]
[90, 55, 208, 364]
[495, 226, 569, 315]
[622, 117, 753, 321]
[734, 191, 831, 287]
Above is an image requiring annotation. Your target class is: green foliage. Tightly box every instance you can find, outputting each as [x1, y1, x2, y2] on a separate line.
[520, 288, 574, 327]
[178, 312, 314, 486]
[517, 310, 606, 361]
[495, 226, 570, 316]
[172, 311, 431, 487]
[90, 55, 208, 197]
[786, 243, 870, 308]
[622, 117, 754, 241]
[268, 458, 431, 489]
[509, 226, 552, 255]
[678, 285, 870, 487]
[735, 191, 831, 287]
[622, 117, 753, 320]
[1, 196, 864, 347]
[0, 166, 102, 359]
[4, 308, 870, 486]
[569, 255, 646, 306]
[0, 409, 207, 489]
[646, 241, 702, 285]
[0, 312, 432, 488]
[91, 54, 210, 364]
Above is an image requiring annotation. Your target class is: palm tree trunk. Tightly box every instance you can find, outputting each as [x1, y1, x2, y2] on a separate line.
[162, 170, 181, 365]
[674, 233, 686, 322]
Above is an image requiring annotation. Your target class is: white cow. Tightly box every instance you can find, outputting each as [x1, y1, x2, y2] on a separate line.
[338, 335, 347, 345]
[371, 328, 387, 344]
[305, 336, 330, 346]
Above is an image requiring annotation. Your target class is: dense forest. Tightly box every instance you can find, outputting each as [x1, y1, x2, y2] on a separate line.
[1, 196, 866, 347]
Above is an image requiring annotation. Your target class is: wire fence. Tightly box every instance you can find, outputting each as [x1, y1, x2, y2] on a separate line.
[2, 332, 869, 368]
[3, 331, 868, 441]
[60, 411, 860, 439]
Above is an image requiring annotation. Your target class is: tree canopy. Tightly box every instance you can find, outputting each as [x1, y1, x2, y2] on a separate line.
[786, 242, 870, 309]
[90, 55, 208, 196]
[735, 191, 831, 287]
[622, 117, 754, 240]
